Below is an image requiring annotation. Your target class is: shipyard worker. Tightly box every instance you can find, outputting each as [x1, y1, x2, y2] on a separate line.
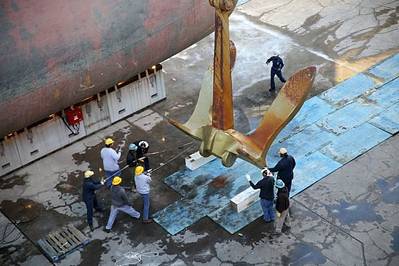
[126, 143, 138, 189]
[274, 179, 291, 234]
[82, 170, 104, 231]
[266, 54, 286, 92]
[101, 138, 121, 188]
[134, 140, 150, 171]
[134, 166, 153, 224]
[268, 148, 296, 195]
[104, 176, 140, 232]
[246, 168, 275, 223]
[126, 143, 138, 167]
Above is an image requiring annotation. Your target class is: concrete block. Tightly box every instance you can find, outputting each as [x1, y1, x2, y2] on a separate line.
[0, 137, 22, 176]
[230, 187, 258, 212]
[106, 86, 134, 123]
[82, 96, 111, 135]
[185, 151, 216, 170]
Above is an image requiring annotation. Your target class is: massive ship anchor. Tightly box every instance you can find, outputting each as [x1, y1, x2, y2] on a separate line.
[169, 0, 316, 168]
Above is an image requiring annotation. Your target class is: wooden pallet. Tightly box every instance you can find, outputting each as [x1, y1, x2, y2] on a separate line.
[37, 225, 90, 262]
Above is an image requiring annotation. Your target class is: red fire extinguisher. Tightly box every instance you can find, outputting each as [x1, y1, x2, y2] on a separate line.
[64, 106, 83, 125]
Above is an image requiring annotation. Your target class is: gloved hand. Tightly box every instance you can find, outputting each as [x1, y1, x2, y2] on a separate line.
[245, 174, 251, 181]
[100, 179, 105, 185]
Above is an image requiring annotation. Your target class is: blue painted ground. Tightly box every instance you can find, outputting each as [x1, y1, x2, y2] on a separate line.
[154, 53, 399, 235]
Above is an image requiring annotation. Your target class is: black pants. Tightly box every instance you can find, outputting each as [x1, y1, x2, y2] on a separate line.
[270, 68, 286, 91]
[143, 157, 150, 171]
[84, 196, 101, 226]
[278, 177, 292, 196]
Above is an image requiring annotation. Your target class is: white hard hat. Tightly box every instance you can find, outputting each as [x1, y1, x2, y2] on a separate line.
[279, 147, 287, 155]
[84, 170, 94, 178]
[139, 141, 149, 148]
[261, 168, 272, 177]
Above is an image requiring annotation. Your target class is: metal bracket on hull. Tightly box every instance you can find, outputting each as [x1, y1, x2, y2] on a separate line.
[169, 0, 316, 168]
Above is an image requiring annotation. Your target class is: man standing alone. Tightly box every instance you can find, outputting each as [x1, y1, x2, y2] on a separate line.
[246, 168, 275, 223]
[269, 148, 296, 195]
[266, 54, 286, 92]
[101, 138, 121, 188]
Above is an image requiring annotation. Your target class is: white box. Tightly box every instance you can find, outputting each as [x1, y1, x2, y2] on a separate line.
[231, 187, 259, 212]
[185, 151, 215, 170]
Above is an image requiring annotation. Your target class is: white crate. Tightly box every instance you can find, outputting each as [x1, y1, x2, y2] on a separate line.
[185, 151, 216, 170]
[230, 187, 259, 212]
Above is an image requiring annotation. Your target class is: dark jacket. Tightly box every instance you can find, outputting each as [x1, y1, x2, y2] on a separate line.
[269, 154, 296, 183]
[134, 140, 149, 159]
[126, 150, 137, 167]
[275, 187, 290, 213]
[249, 176, 275, 200]
[82, 178, 102, 202]
[266, 55, 284, 71]
[111, 185, 129, 207]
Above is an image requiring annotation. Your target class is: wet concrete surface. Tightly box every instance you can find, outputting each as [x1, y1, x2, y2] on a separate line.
[1, 0, 399, 265]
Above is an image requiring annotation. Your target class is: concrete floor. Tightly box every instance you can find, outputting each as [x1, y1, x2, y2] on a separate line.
[0, 0, 398, 265]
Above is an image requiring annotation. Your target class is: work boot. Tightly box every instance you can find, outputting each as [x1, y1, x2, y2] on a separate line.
[89, 224, 94, 231]
[104, 228, 111, 233]
[142, 219, 153, 224]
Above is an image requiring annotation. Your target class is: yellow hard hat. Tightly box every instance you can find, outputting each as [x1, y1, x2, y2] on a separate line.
[84, 170, 94, 178]
[105, 138, 114, 145]
[112, 176, 122, 186]
[135, 166, 144, 176]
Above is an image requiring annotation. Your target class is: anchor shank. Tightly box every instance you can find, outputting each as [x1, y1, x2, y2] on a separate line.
[211, 2, 235, 130]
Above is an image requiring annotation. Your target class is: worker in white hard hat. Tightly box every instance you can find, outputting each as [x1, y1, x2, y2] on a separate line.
[100, 138, 121, 188]
[246, 168, 275, 223]
[268, 147, 296, 195]
[82, 170, 105, 231]
[133, 140, 150, 171]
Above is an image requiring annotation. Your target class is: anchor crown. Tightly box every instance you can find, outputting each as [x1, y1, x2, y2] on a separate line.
[169, 0, 316, 168]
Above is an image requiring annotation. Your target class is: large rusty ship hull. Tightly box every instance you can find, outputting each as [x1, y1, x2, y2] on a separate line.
[0, 0, 213, 137]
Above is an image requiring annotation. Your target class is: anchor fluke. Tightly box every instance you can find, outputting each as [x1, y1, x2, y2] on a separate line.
[168, 0, 316, 168]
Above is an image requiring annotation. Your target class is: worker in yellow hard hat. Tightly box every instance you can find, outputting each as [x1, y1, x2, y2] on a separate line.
[104, 176, 140, 232]
[100, 137, 121, 188]
[134, 166, 153, 224]
[82, 170, 105, 231]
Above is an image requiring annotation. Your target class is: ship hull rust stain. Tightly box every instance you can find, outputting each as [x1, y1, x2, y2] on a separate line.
[0, 0, 214, 137]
